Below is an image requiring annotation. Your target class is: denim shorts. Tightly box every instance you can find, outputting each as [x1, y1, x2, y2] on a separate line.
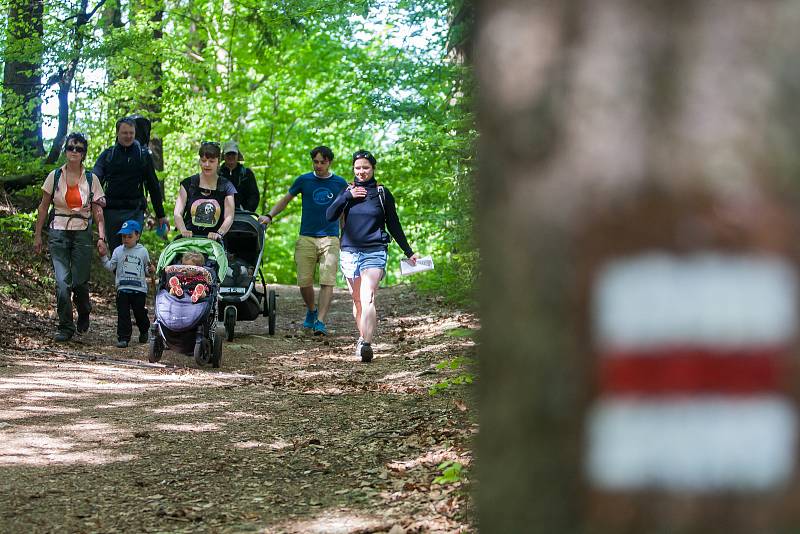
[340, 249, 387, 279]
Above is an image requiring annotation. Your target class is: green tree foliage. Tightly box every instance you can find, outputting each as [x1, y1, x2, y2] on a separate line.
[2, 0, 475, 303]
[1, 0, 45, 171]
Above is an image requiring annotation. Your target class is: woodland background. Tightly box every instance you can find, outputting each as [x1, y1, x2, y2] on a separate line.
[0, 0, 475, 302]
[9, 1, 800, 532]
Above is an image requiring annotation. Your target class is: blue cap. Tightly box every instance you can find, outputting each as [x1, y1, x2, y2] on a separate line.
[117, 220, 142, 235]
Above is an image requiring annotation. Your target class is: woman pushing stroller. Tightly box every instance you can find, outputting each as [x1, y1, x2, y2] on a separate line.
[173, 141, 236, 241]
[148, 141, 234, 367]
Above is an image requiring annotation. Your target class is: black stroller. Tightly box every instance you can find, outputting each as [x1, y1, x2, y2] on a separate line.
[218, 210, 276, 340]
[148, 237, 227, 367]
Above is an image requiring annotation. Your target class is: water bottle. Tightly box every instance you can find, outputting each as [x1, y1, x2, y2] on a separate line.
[156, 221, 168, 239]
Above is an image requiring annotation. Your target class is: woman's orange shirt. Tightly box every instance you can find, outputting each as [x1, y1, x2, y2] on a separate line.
[65, 183, 82, 210]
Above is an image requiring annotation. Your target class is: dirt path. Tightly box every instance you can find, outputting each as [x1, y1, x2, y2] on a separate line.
[0, 284, 477, 533]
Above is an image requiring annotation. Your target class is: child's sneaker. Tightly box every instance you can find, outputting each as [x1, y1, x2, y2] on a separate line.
[76, 313, 90, 334]
[303, 309, 318, 329]
[115, 340, 129, 348]
[54, 331, 72, 342]
[313, 319, 328, 336]
[360, 341, 373, 363]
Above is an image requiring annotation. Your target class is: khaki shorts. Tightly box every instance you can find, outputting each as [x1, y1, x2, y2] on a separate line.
[295, 235, 340, 287]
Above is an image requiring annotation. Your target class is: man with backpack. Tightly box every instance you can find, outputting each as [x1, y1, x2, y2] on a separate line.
[258, 146, 347, 335]
[92, 117, 169, 251]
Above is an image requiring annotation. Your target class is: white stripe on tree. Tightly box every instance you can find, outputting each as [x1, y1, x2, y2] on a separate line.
[587, 396, 797, 491]
[594, 253, 797, 351]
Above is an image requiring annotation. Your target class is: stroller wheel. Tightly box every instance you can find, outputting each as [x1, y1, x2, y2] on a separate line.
[194, 338, 211, 366]
[224, 306, 236, 342]
[148, 326, 163, 363]
[268, 289, 277, 336]
[211, 332, 223, 368]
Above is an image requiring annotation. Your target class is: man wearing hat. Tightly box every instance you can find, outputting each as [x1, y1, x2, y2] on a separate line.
[219, 140, 260, 212]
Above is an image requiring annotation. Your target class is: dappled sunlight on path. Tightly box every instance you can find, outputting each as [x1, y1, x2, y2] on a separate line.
[0, 284, 477, 532]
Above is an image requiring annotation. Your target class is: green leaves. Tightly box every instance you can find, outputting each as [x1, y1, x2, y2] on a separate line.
[429, 356, 475, 395]
[445, 328, 476, 338]
[4, 0, 475, 304]
[433, 460, 463, 484]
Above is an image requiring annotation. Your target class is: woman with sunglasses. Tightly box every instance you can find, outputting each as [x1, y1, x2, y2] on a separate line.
[34, 132, 107, 342]
[326, 150, 419, 362]
[173, 142, 236, 241]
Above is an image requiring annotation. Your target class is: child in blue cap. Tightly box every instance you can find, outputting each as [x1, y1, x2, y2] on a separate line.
[98, 219, 153, 348]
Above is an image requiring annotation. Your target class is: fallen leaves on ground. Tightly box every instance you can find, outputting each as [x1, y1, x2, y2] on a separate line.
[0, 283, 477, 533]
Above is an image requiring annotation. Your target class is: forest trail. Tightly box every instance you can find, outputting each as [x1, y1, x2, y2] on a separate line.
[0, 284, 477, 533]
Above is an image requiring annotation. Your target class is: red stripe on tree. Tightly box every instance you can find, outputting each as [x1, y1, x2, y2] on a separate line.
[599, 348, 789, 395]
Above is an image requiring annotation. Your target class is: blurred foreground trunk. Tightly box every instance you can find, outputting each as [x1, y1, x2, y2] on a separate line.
[475, 1, 800, 532]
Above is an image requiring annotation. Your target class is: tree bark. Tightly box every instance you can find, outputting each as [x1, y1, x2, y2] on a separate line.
[475, 0, 800, 532]
[44, 0, 107, 164]
[2, 0, 45, 158]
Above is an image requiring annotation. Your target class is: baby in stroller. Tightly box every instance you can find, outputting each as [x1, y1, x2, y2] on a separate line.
[167, 251, 210, 303]
[148, 237, 227, 367]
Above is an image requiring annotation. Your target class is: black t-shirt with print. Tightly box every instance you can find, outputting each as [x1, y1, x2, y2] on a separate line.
[180, 174, 237, 236]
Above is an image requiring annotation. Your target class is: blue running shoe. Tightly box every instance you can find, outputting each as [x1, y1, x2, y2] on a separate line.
[313, 319, 328, 336]
[303, 309, 318, 329]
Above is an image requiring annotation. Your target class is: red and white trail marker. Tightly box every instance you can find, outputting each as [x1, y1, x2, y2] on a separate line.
[586, 252, 798, 491]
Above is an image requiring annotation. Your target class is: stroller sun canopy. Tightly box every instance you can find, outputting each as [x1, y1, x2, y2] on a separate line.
[157, 237, 228, 277]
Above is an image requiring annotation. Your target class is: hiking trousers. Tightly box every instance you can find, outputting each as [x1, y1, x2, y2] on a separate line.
[116, 289, 150, 342]
[48, 228, 93, 336]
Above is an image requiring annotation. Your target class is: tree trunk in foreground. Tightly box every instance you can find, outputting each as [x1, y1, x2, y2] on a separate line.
[475, 1, 800, 532]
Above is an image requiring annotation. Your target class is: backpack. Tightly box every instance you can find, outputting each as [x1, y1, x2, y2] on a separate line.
[47, 168, 95, 229]
[102, 115, 152, 168]
[103, 140, 149, 166]
[376, 184, 386, 213]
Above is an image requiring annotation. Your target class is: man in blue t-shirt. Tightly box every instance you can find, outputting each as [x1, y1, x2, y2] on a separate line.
[259, 146, 347, 335]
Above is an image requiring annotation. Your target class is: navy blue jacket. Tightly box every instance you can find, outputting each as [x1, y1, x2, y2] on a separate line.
[326, 178, 413, 257]
[93, 141, 166, 218]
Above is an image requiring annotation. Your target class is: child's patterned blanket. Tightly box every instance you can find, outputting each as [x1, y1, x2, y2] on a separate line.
[164, 264, 213, 286]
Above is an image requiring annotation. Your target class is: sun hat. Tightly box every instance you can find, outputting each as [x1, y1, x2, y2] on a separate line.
[222, 140, 244, 161]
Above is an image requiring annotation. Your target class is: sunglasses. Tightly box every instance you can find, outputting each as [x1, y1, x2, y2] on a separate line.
[353, 151, 373, 159]
[201, 141, 220, 148]
[65, 145, 86, 153]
